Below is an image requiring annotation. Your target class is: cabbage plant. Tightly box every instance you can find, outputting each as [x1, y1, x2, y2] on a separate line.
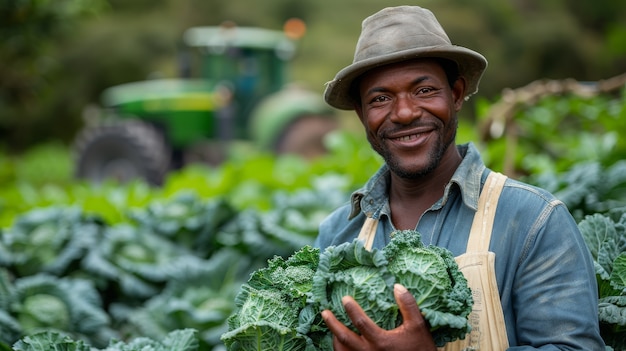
[222, 230, 473, 350]
[384, 230, 473, 346]
[221, 246, 329, 351]
[0, 269, 116, 348]
[0, 206, 102, 277]
[124, 249, 253, 350]
[11, 328, 198, 351]
[578, 209, 626, 350]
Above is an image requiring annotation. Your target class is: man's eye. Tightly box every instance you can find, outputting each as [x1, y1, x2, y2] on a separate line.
[417, 87, 436, 94]
[371, 95, 388, 103]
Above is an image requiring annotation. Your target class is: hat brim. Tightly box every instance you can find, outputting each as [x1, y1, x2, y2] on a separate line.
[324, 45, 488, 110]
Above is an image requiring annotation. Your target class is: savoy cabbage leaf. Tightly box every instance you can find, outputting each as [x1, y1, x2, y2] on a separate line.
[12, 330, 92, 351]
[11, 329, 198, 351]
[223, 231, 473, 350]
[81, 223, 205, 299]
[384, 230, 472, 346]
[0, 207, 102, 277]
[0, 270, 116, 349]
[310, 239, 398, 332]
[579, 211, 626, 350]
[124, 249, 252, 350]
[101, 328, 198, 351]
[127, 192, 236, 259]
[221, 246, 326, 351]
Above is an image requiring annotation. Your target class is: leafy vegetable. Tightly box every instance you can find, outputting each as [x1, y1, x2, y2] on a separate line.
[0, 207, 103, 277]
[12, 330, 92, 351]
[0, 269, 116, 348]
[124, 249, 252, 349]
[221, 245, 326, 351]
[528, 161, 626, 222]
[223, 230, 473, 350]
[81, 223, 205, 299]
[311, 238, 397, 332]
[11, 329, 198, 351]
[578, 209, 626, 350]
[384, 230, 473, 346]
[127, 193, 236, 258]
[100, 329, 198, 351]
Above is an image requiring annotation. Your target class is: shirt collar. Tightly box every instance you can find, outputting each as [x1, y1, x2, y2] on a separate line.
[348, 142, 486, 220]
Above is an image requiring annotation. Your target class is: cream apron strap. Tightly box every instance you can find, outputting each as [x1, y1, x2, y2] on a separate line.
[466, 172, 508, 253]
[357, 217, 379, 251]
[443, 171, 510, 351]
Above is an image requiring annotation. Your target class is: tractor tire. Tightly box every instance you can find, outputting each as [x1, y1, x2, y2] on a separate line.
[74, 121, 170, 186]
[274, 114, 339, 159]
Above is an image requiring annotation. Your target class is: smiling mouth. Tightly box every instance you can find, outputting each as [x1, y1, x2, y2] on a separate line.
[391, 133, 424, 142]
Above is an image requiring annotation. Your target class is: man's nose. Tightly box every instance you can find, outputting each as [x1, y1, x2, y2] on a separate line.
[390, 96, 420, 124]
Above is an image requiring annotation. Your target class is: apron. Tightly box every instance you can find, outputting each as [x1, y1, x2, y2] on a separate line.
[357, 172, 509, 351]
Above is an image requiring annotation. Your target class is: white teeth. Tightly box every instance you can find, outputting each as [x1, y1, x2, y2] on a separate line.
[395, 134, 419, 141]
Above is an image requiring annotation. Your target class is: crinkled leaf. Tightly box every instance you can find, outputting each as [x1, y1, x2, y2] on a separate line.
[12, 330, 92, 351]
[385, 230, 472, 346]
[222, 320, 312, 351]
[0, 207, 102, 277]
[102, 329, 199, 351]
[10, 273, 114, 348]
[311, 239, 397, 331]
[610, 253, 626, 294]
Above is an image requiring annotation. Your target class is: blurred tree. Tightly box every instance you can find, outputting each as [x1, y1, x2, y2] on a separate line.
[0, 0, 108, 151]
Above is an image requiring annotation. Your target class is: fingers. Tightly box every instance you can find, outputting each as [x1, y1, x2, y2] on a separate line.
[394, 284, 423, 325]
[321, 309, 362, 348]
[395, 283, 435, 346]
[341, 295, 385, 337]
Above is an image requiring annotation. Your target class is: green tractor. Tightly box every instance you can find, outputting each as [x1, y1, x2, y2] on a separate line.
[73, 20, 338, 185]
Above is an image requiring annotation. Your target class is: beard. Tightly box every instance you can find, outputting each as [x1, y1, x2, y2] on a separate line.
[369, 118, 458, 180]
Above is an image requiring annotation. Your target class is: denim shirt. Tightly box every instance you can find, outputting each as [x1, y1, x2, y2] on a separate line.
[315, 142, 605, 350]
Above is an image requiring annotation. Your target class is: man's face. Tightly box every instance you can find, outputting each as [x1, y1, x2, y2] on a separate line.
[355, 59, 465, 179]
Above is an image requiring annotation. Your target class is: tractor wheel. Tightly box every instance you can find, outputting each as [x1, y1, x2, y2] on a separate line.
[74, 121, 170, 185]
[274, 114, 339, 159]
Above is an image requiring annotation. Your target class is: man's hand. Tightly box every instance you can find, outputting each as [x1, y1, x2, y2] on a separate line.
[321, 284, 437, 351]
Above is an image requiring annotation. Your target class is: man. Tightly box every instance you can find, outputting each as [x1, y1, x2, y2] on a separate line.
[314, 5, 605, 351]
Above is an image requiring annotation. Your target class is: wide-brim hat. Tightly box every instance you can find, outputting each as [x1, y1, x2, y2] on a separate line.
[324, 6, 488, 110]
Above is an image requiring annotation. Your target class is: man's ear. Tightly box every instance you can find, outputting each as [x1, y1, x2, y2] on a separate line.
[452, 77, 467, 111]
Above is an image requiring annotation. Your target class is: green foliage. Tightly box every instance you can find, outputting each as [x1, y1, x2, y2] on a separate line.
[384, 231, 473, 346]
[100, 329, 198, 351]
[479, 87, 626, 177]
[11, 329, 198, 351]
[526, 160, 626, 222]
[0, 155, 353, 349]
[224, 231, 472, 350]
[12, 330, 92, 351]
[578, 210, 626, 350]
[222, 246, 324, 351]
[0, 207, 103, 277]
[124, 249, 250, 350]
[126, 192, 236, 258]
[0, 270, 116, 348]
[0, 130, 375, 229]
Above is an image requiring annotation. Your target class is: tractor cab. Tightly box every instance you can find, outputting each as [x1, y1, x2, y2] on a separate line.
[181, 23, 297, 139]
[74, 20, 337, 185]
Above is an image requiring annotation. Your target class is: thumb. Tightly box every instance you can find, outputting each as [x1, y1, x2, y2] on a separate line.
[394, 284, 425, 326]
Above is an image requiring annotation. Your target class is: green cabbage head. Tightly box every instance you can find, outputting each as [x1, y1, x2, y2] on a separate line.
[384, 230, 473, 346]
[222, 230, 473, 350]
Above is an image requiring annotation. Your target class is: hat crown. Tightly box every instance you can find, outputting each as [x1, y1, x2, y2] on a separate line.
[354, 6, 451, 64]
[323, 5, 487, 110]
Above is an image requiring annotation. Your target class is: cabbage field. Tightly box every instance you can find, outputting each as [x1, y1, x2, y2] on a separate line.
[1, 87, 626, 350]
